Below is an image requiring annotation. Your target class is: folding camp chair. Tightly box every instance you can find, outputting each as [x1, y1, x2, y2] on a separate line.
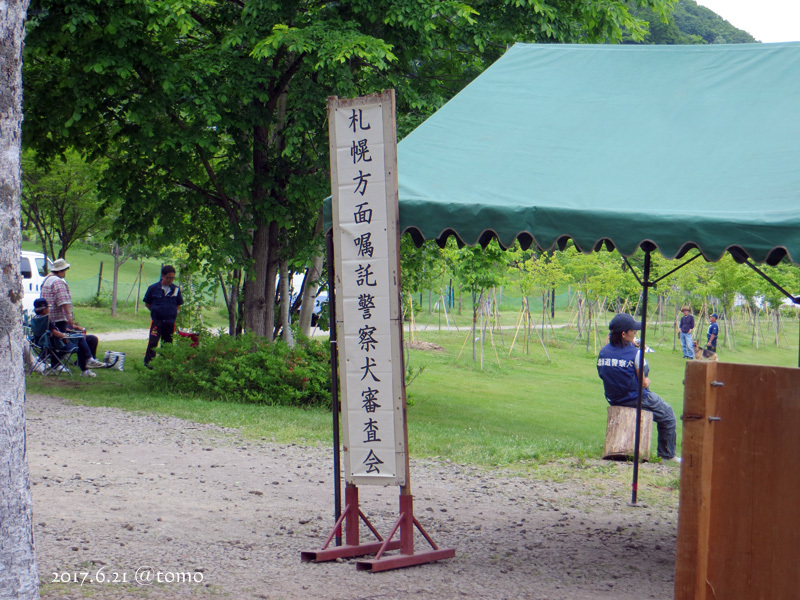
[28, 314, 79, 376]
[24, 317, 47, 375]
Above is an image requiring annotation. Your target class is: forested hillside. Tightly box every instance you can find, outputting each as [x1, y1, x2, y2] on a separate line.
[626, 0, 757, 45]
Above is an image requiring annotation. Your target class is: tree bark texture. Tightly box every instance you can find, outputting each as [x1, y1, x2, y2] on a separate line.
[298, 251, 324, 335]
[266, 223, 280, 340]
[243, 220, 270, 337]
[298, 211, 324, 336]
[602, 406, 653, 461]
[1, 1, 40, 598]
[278, 259, 294, 347]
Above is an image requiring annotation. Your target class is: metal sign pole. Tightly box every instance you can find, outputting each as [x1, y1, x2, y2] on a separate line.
[325, 229, 342, 545]
[630, 250, 651, 506]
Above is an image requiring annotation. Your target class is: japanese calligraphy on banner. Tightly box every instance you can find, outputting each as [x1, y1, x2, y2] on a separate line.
[328, 91, 407, 487]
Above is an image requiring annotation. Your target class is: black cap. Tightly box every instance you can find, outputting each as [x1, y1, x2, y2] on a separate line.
[609, 313, 642, 333]
[33, 298, 48, 309]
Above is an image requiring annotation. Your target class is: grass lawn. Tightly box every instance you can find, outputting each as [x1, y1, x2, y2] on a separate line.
[21, 240, 230, 332]
[71, 303, 229, 333]
[26, 314, 800, 472]
[22, 240, 164, 304]
[22, 241, 798, 504]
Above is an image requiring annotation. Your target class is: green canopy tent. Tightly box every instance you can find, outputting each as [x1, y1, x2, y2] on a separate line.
[324, 42, 800, 505]
[397, 42, 800, 266]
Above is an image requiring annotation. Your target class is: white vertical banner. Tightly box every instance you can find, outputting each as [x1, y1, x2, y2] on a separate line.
[328, 91, 407, 487]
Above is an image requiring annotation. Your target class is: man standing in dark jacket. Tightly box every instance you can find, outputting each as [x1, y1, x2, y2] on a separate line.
[143, 265, 183, 367]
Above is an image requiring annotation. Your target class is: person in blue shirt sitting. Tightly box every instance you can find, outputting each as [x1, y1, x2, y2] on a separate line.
[597, 313, 679, 462]
[143, 265, 184, 368]
[31, 298, 104, 377]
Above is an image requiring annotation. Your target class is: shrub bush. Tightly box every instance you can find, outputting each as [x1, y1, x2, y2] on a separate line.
[145, 332, 331, 408]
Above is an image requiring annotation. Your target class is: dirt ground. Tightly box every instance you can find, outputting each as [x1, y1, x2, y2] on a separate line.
[28, 393, 678, 600]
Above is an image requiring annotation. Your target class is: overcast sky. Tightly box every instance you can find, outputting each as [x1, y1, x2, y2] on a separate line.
[697, 1, 800, 43]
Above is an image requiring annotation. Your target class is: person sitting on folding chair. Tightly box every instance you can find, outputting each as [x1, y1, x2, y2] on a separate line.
[40, 258, 104, 361]
[29, 300, 74, 375]
[24, 311, 47, 375]
[31, 299, 100, 377]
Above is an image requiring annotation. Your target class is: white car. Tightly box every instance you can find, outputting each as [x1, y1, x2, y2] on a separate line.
[20, 250, 51, 315]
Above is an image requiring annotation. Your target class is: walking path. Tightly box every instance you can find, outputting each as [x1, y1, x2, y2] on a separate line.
[29, 393, 678, 599]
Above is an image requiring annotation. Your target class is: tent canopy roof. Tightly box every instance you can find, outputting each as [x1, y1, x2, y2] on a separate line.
[392, 42, 800, 265]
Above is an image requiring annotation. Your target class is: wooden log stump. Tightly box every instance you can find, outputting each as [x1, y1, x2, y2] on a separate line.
[603, 405, 653, 461]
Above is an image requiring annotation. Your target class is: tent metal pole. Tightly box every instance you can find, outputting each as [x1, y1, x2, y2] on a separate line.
[649, 252, 702, 284]
[325, 229, 342, 545]
[630, 251, 651, 506]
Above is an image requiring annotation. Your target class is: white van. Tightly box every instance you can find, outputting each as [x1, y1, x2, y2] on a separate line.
[20, 250, 51, 315]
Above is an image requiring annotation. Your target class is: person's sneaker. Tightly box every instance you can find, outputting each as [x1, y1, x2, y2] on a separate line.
[48, 364, 69, 375]
[32, 363, 46, 375]
[81, 369, 97, 378]
[668, 456, 682, 463]
[87, 358, 106, 368]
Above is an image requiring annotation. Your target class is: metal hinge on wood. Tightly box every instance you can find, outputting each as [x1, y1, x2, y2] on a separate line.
[710, 381, 724, 387]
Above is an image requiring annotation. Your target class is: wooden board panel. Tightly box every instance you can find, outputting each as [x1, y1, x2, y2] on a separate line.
[674, 361, 718, 600]
[675, 361, 800, 600]
[706, 363, 800, 600]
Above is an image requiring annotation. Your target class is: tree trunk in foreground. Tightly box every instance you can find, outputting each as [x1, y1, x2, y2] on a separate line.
[298, 251, 324, 336]
[1, 1, 40, 598]
[278, 259, 294, 348]
[298, 212, 324, 336]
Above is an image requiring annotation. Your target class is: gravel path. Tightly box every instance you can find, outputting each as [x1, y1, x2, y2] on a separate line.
[28, 394, 678, 599]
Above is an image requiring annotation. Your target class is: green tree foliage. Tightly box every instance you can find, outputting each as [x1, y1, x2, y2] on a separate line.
[705, 254, 749, 315]
[740, 260, 799, 347]
[672, 0, 757, 44]
[624, 0, 756, 45]
[762, 262, 800, 345]
[558, 245, 639, 313]
[508, 246, 570, 312]
[23, 0, 673, 338]
[20, 150, 107, 260]
[451, 239, 506, 359]
[452, 241, 507, 300]
[758, 262, 800, 312]
[400, 236, 447, 298]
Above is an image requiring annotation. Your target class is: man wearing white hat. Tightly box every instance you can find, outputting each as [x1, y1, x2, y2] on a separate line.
[41, 258, 75, 330]
[40, 258, 105, 373]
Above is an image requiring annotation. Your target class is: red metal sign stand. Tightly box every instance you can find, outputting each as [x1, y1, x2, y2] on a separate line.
[356, 491, 455, 572]
[301, 485, 400, 562]
[307, 93, 454, 572]
[301, 485, 454, 571]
